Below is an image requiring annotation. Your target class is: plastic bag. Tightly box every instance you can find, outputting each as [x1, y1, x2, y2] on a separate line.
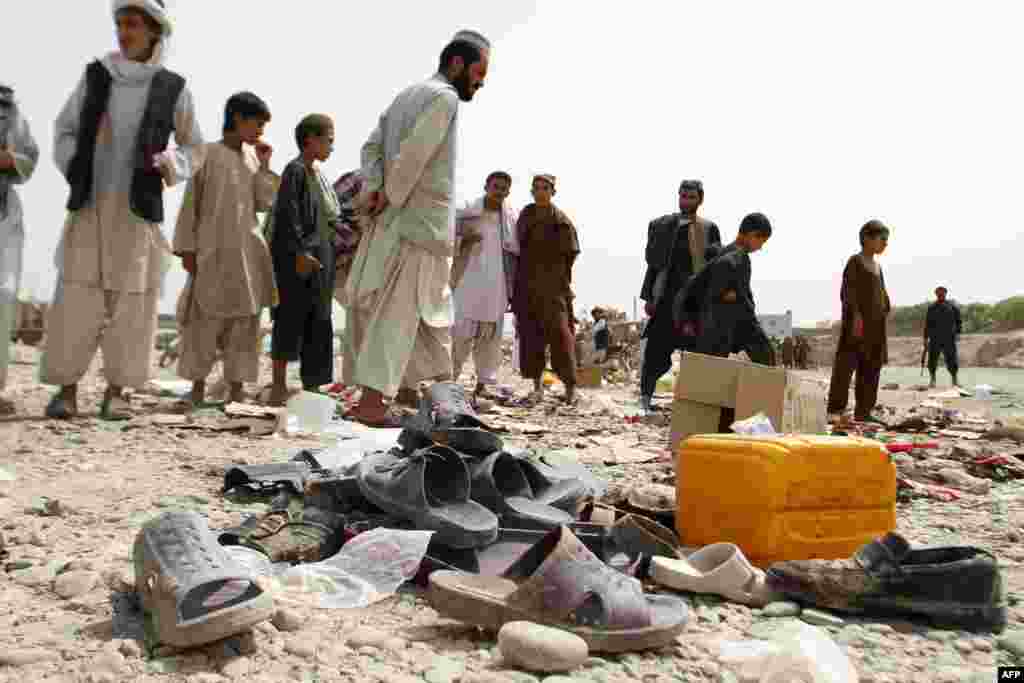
[974, 384, 994, 400]
[275, 528, 433, 609]
[731, 412, 777, 436]
[717, 621, 857, 683]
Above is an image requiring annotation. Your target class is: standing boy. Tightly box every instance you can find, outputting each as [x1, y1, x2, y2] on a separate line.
[41, 0, 203, 419]
[267, 115, 339, 405]
[827, 220, 891, 425]
[172, 92, 278, 405]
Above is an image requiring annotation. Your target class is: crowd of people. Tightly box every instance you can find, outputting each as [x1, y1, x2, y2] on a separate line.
[0, 0, 966, 430]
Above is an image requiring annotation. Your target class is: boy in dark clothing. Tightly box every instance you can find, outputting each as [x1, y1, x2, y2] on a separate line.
[924, 286, 962, 388]
[267, 114, 339, 405]
[682, 213, 775, 366]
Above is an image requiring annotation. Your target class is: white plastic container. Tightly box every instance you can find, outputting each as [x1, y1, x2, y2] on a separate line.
[285, 391, 337, 434]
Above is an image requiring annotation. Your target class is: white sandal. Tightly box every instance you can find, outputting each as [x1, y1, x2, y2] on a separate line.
[650, 543, 782, 607]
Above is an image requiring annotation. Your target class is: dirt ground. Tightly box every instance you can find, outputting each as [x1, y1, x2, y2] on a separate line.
[0, 342, 1022, 682]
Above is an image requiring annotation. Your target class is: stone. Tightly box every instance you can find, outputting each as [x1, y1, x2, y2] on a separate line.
[221, 657, 252, 678]
[970, 637, 993, 652]
[953, 639, 975, 654]
[377, 674, 423, 683]
[346, 626, 391, 649]
[187, 674, 226, 683]
[101, 568, 134, 593]
[283, 637, 317, 659]
[498, 621, 589, 674]
[762, 601, 801, 618]
[113, 639, 141, 659]
[800, 608, 844, 627]
[423, 656, 464, 683]
[53, 570, 99, 599]
[271, 607, 304, 632]
[998, 631, 1024, 658]
[0, 648, 59, 666]
[92, 650, 126, 673]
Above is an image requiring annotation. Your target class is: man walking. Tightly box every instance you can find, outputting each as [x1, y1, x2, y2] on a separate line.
[345, 30, 491, 426]
[638, 179, 721, 412]
[925, 285, 962, 388]
[451, 171, 518, 400]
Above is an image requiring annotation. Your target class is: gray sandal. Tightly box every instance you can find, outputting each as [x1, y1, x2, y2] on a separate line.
[45, 394, 77, 420]
[133, 511, 275, 648]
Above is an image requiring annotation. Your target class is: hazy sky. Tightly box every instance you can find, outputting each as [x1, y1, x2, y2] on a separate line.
[8, 1, 1023, 326]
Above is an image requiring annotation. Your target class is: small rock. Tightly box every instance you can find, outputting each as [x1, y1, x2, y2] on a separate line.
[284, 637, 317, 659]
[970, 637, 993, 652]
[93, 651, 126, 674]
[347, 626, 391, 649]
[53, 570, 99, 599]
[101, 568, 134, 593]
[800, 608, 844, 627]
[998, 631, 1024, 657]
[220, 657, 251, 678]
[0, 648, 59, 666]
[270, 607, 303, 632]
[117, 640, 142, 659]
[498, 621, 589, 673]
[378, 674, 424, 683]
[762, 601, 802, 618]
[424, 656, 464, 683]
[187, 674, 226, 683]
[953, 639, 974, 654]
[28, 530, 48, 547]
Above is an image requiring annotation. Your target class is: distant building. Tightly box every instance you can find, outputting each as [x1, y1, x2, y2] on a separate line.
[758, 310, 793, 339]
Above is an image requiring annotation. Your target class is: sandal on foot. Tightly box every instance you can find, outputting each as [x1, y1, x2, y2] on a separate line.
[651, 542, 781, 607]
[428, 526, 689, 652]
[356, 445, 498, 549]
[45, 394, 77, 420]
[134, 511, 275, 648]
[100, 395, 132, 421]
[344, 409, 405, 429]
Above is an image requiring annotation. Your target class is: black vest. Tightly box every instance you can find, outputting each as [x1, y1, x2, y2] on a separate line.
[65, 60, 186, 223]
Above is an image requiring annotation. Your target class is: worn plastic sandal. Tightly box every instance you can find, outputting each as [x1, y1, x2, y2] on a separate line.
[428, 526, 689, 653]
[651, 542, 781, 607]
[467, 451, 574, 530]
[133, 511, 275, 648]
[356, 446, 498, 549]
[100, 395, 133, 421]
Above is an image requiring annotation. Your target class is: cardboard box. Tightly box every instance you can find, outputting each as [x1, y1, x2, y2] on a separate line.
[670, 352, 790, 453]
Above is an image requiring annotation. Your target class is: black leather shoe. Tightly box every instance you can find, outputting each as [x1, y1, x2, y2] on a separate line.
[767, 532, 1007, 632]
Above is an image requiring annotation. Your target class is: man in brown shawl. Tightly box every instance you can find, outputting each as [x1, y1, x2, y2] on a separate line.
[827, 220, 891, 425]
[512, 174, 580, 404]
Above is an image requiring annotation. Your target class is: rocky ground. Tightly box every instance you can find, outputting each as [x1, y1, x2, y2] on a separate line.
[1, 343, 1023, 682]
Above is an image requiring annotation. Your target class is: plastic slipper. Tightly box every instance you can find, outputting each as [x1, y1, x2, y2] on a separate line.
[467, 451, 574, 530]
[356, 445, 498, 549]
[344, 409, 405, 429]
[234, 507, 345, 564]
[514, 454, 590, 513]
[579, 501, 627, 527]
[428, 526, 689, 653]
[650, 542, 782, 607]
[134, 511, 274, 648]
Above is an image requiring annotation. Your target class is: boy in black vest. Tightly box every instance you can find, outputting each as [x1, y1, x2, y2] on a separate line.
[40, 0, 203, 420]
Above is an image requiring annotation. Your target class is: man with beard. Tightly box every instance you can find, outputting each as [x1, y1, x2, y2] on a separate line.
[344, 30, 491, 426]
[638, 180, 721, 412]
[924, 286, 962, 388]
[512, 174, 580, 404]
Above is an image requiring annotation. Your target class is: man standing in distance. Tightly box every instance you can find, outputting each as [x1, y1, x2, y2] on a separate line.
[345, 30, 490, 426]
[638, 180, 721, 412]
[924, 285, 962, 388]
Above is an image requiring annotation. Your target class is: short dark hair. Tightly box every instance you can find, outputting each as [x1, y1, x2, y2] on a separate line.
[223, 92, 271, 133]
[439, 40, 483, 72]
[859, 219, 890, 246]
[485, 171, 511, 187]
[679, 179, 704, 201]
[295, 114, 333, 151]
[739, 212, 772, 237]
[115, 7, 163, 37]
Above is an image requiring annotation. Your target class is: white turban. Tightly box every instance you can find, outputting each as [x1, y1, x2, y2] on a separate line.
[112, 0, 173, 37]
